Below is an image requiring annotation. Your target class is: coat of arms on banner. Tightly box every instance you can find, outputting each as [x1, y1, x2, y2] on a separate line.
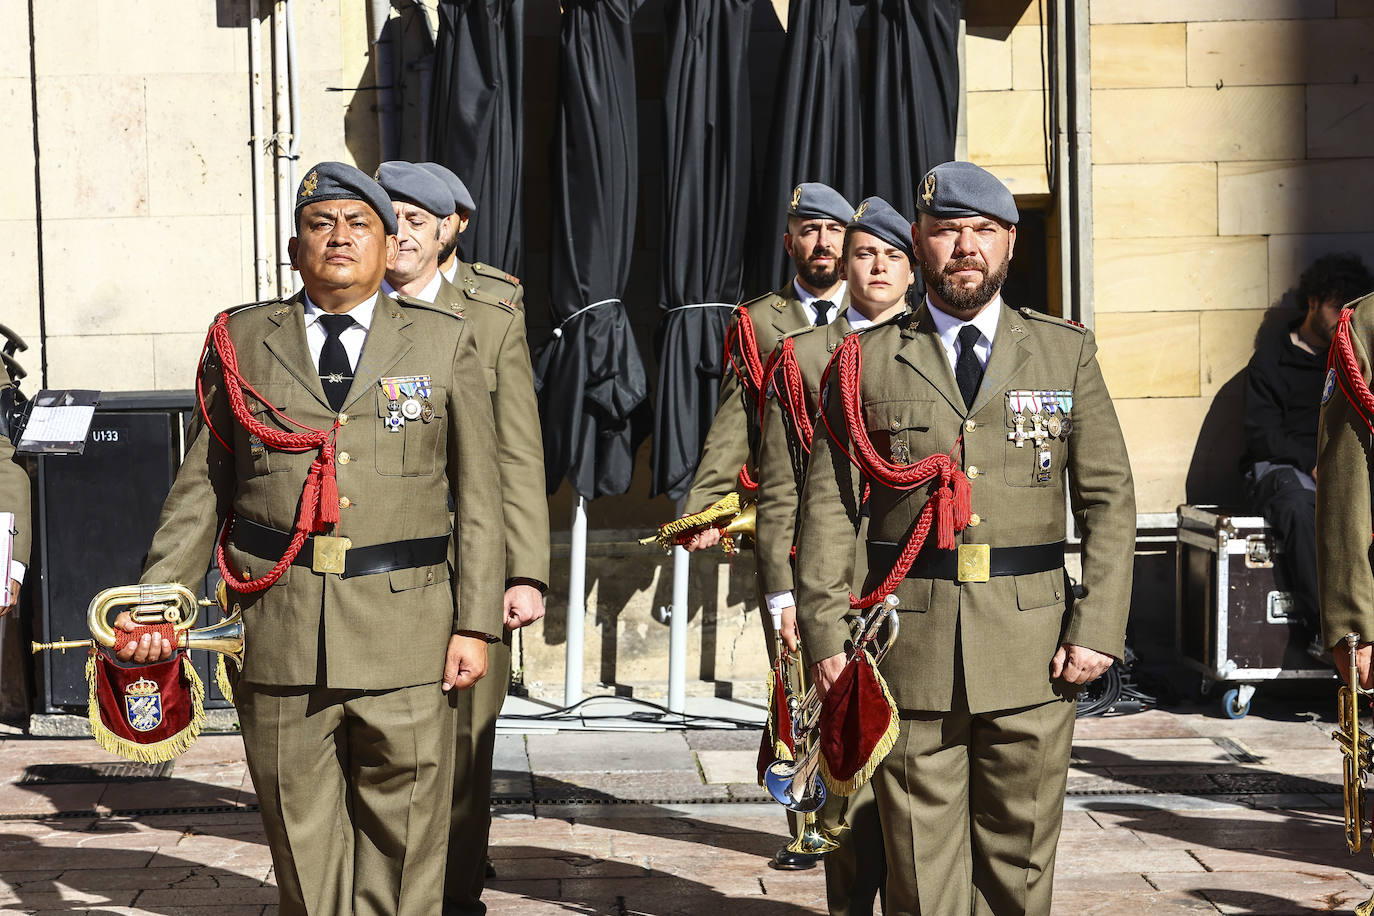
[123, 677, 163, 732]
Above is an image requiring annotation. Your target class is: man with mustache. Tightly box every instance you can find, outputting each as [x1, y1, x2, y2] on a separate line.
[117, 161, 505, 914]
[796, 160, 1136, 914]
[681, 181, 853, 871]
[757, 197, 916, 913]
[371, 161, 549, 916]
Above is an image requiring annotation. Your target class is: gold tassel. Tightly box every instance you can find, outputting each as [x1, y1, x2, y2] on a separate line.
[86, 654, 207, 764]
[215, 654, 235, 706]
[640, 493, 742, 551]
[817, 652, 900, 798]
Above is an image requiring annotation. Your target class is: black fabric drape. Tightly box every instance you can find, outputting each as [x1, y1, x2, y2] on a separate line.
[428, 0, 525, 272]
[749, 0, 866, 293]
[866, 0, 962, 219]
[534, 0, 650, 499]
[650, 0, 754, 501]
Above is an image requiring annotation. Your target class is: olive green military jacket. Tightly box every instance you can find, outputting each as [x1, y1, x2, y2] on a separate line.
[141, 291, 506, 690]
[1317, 292, 1374, 646]
[450, 259, 525, 312]
[755, 314, 869, 602]
[685, 285, 816, 512]
[433, 274, 550, 586]
[795, 303, 1136, 714]
[0, 363, 29, 571]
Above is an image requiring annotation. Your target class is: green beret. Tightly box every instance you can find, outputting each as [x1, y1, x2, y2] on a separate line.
[295, 161, 398, 235]
[915, 160, 1019, 226]
[375, 161, 456, 219]
[417, 162, 477, 215]
[787, 182, 853, 224]
[847, 197, 913, 260]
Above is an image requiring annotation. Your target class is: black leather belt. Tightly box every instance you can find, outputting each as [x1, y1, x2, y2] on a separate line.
[232, 517, 449, 579]
[867, 539, 1065, 581]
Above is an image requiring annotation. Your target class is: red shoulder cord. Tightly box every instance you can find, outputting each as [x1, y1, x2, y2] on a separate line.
[759, 337, 813, 453]
[816, 334, 972, 610]
[196, 311, 342, 593]
[724, 308, 765, 493]
[1329, 307, 1374, 543]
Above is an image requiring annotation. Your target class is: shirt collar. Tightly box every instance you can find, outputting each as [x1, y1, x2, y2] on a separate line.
[793, 277, 846, 309]
[441, 260, 458, 285]
[381, 270, 444, 304]
[302, 291, 379, 330]
[926, 294, 1003, 349]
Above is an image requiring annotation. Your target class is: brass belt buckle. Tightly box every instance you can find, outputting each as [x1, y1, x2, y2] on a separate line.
[312, 536, 352, 575]
[957, 544, 990, 583]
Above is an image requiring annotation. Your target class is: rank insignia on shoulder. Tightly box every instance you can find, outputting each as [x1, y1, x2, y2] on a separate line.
[1323, 368, 1337, 404]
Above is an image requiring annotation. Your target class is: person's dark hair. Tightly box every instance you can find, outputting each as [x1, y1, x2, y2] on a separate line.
[1296, 252, 1374, 309]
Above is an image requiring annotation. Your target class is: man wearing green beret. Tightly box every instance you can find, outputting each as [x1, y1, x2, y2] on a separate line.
[683, 181, 852, 871]
[372, 160, 550, 916]
[757, 195, 915, 913]
[796, 161, 1135, 913]
[118, 160, 505, 916]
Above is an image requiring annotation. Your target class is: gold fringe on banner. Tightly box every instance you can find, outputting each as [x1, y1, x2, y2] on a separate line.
[85, 653, 207, 764]
[817, 651, 900, 798]
[214, 654, 235, 706]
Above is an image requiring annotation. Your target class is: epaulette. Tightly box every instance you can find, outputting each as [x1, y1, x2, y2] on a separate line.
[395, 295, 465, 320]
[738, 290, 784, 314]
[462, 282, 518, 313]
[1019, 307, 1086, 333]
[220, 297, 284, 320]
[779, 324, 819, 343]
[470, 261, 521, 288]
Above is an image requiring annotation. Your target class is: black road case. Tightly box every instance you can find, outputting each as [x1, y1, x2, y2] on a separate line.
[1175, 504, 1333, 718]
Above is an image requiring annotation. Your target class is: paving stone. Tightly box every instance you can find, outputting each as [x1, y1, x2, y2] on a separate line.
[696, 750, 757, 784]
[683, 729, 762, 751]
[1150, 870, 1373, 914]
[526, 731, 695, 774]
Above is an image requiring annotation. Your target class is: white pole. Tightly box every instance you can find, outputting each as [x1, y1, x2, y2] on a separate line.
[564, 493, 587, 706]
[667, 499, 690, 714]
[248, 0, 269, 299]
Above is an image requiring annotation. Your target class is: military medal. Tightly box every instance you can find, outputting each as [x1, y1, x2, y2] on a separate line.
[891, 438, 911, 466]
[1007, 391, 1030, 447]
[1056, 391, 1074, 437]
[401, 398, 423, 421]
[380, 378, 406, 431]
[1037, 447, 1053, 483]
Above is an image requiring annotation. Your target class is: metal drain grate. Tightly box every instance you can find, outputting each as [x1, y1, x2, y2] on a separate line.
[19, 761, 174, 785]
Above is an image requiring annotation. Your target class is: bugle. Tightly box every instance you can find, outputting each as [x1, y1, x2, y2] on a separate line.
[639, 492, 755, 554]
[32, 582, 244, 671]
[1334, 632, 1374, 916]
[764, 594, 901, 813]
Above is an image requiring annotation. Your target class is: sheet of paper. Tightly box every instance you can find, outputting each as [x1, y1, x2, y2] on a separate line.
[20, 405, 96, 444]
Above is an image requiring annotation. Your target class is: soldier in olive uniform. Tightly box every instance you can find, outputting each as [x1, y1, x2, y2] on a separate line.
[796, 162, 1135, 915]
[1317, 291, 1374, 687]
[373, 162, 550, 916]
[417, 161, 526, 313]
[0, 361, 29, 615]
[119, 162, 506, 916]
[757, 197, 914, 914]
[683, 182, 852, 871]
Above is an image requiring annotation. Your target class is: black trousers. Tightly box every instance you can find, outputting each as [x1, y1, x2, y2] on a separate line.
[1249, 466, 1318, 631]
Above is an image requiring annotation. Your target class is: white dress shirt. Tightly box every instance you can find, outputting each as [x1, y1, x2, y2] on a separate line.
[441, 260, 458, 285]
[793, 278, 847, 326]
[926, 294, 1003, 374]
[302, 291, 378, 371]
[382, 271, 444, 305]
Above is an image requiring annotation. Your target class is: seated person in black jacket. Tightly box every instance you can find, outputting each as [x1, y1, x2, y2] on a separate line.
[1243, 252, 1373, 643]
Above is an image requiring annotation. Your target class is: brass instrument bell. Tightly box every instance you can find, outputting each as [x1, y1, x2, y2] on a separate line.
[1333, 633, 1374, 916]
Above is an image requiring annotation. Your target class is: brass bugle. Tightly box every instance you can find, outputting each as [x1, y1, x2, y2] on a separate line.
[32, 582, 243, 671]
[639, 492, 756, 552]
[765, 594, 902, 813]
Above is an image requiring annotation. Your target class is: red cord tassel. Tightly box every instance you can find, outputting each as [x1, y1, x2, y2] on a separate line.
[935, 485, 956, 551]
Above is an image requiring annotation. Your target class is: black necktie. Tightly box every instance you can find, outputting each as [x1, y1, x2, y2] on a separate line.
[318, 314, 354, 412]
[955, 325, 984, 410]
[812, 299, 834, 327]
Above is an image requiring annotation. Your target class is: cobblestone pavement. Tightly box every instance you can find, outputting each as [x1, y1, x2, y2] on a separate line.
[0, 692, 1371, 914]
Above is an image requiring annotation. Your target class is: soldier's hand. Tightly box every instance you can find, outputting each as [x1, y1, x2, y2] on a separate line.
[810, 653, 847, 700]
[1334, 639, 1374, 690]
[442, 633, 489, 692]
[503, 583, 545, 630]
[0, 578, 18, 617]
[112, 611, 176, 664]
[684, 528, 722, 552]
[778, 605, 799, 654]
[1050, 643, 1114, 685]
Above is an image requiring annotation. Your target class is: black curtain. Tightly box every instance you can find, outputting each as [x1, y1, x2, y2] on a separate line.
[866, 0, 962, 220]
[428, 0, 525, 272]
[533, 0, 650, 499]
[649, 0, 754, 501]
[748, 0, 866, 293]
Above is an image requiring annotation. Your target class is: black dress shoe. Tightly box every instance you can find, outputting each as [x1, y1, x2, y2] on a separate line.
[485, 857, 496, 879]
[769, 846, 820, 871]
